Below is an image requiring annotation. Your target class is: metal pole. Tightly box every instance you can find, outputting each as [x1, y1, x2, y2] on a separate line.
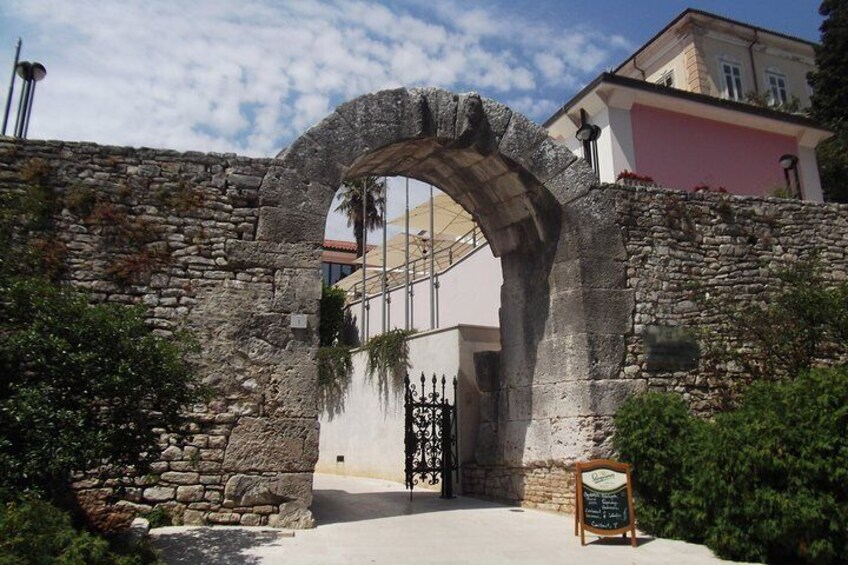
[405, 177, 410, 331]
[14, 75, 29, 138]
[2, 38, 22, 136]
[22, 79, 36, 139]
[429, 184, 435, 330]
[360, 182, 367, 344]
[382, 177, 388, 333]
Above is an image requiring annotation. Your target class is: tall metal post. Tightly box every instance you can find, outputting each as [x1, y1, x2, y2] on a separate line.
[2, 38, 22, 137]
[429, 184, 435, 330]
[404, 177, 410, 331]
[382, 177, 388, 333]
[360, 182, 367, 344]
[14, 72, 29, 138]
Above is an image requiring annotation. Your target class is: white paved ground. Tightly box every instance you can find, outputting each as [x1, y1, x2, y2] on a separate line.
[151, 473, 743, 564]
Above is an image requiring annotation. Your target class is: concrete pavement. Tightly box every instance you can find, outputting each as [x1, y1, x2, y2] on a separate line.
[151, 473, 741, 564]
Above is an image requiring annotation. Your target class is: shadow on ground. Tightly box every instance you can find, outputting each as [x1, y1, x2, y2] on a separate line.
[152, 527, 284, 565]
[587, 535, 655, 548]
[312, 487, 519, 525]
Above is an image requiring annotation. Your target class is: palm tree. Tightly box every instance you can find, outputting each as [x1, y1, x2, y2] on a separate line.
[335, 176, 386, 259]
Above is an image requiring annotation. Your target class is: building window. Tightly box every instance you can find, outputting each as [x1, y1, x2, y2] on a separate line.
[766, 71, 789, 106]
[721, 60, 743, 101]
[322, 262, 354, 286]
[656, 70, 674, 88]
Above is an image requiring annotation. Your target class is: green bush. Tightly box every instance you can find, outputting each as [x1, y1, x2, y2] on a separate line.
[614, 368, 848, 563]
[613, 392, 706, 538]
[0, 497, 157, 564]
[319, 285, 347, 346]
[0, 277, 201, 497]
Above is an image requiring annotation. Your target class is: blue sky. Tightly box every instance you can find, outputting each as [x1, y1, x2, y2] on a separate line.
[0, 1, 825, 240]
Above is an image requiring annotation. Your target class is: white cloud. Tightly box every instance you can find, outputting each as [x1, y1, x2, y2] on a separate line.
[4, 0, 627, 157]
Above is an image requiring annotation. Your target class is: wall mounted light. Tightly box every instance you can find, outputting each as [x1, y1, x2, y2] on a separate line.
[779, 153, 801, 198]
[576, 109, 601, 179]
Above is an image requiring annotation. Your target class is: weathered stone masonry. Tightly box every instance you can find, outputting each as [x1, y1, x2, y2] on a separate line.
[464, 185, 848, 513]
[4, 86, 848, 524]
[0, 139, 320, 528]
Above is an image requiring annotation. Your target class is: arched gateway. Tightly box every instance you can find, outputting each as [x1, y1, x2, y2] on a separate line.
[253, 87, 640, 524]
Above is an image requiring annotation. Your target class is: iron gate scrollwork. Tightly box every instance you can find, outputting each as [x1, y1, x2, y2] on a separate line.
[404, 373, 458, 499]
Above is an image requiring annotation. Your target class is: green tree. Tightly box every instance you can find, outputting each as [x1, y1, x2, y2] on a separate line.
[809, 1, 848, 202]
[334, 176, 386, 258]
[0, 278, 201, 498]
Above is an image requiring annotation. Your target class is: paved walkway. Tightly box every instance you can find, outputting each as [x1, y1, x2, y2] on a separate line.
[151, 474, 741, 564]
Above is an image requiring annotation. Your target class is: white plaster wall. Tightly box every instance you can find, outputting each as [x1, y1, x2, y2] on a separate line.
[350, 243, 501, 340]
[316, 326, 500, 489]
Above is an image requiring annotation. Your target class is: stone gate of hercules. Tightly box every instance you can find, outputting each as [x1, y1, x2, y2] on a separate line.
[4, 87, 848, 526]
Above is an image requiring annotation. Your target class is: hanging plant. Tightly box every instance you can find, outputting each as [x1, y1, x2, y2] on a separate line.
[317, 345, 353, 416]
[365, 329, 416, 395]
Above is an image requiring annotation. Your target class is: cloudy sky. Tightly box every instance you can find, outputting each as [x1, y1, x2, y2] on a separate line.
[0, 0, 824, 240]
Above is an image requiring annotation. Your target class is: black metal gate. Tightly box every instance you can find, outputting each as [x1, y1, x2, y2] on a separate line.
[404, 373, 458, 499]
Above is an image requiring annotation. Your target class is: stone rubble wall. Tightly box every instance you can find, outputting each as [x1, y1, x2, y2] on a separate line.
[463, 183, 848, 511]
[612, 184, 848, 414]
[0, 138, 319, 528]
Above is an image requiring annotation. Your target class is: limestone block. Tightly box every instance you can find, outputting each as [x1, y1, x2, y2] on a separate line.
[224, 473, 312, 507]
[161, 472, 200, 485]
[497, 111, 549, 172]
[226, 240, 321, 271]
[240, 513, 262, 526]
[550, 289, 634, 335]
[182, 510, 206, 526]
[207, 512, 241, 525]
[267, 502, 315, 529]
[256, 206, 325, 245]
[413, 87, 459, 140]
[272, 268, 323, 314]
[545, 159, 597, 206]
[142, 486, 175, 503]
[176, 485, 205, 503]
[222, 417, 319, 472]
[526, 137, 578, 184]
[474, 422, 500, 466]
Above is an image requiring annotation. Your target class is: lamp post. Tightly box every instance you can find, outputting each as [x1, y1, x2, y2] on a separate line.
[2, 38, 22, 136]
[575, 111, 601, 179]
[12, 60, 46, 139]
[779, 153, 800, 198]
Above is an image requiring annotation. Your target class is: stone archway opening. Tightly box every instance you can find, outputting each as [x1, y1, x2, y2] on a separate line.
[257, 87, 635, 521]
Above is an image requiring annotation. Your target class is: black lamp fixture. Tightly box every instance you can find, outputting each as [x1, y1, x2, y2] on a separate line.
[779, 153, 801, 198]
[13, 60, 47, 139]
[576, 109, 601, 179]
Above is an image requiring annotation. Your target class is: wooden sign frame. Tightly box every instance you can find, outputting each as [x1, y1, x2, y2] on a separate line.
[574, 459, 637, 547]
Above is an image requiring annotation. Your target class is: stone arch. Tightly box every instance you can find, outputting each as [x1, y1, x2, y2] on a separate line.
[253, 87, 638, 508]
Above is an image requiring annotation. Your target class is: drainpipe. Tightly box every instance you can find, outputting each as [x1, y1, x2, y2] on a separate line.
[632, 54, 646, 80]
[748, 29, 760, 95]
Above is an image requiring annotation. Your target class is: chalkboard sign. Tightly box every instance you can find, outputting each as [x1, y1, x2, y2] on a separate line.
[574, 459, 637, 547]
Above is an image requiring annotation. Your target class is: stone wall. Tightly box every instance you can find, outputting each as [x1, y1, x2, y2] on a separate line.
[0, 138, 320, 528]
[463, 183, 848, 508]
[5, 87, 848, 526]
[613, 184, 848, 413]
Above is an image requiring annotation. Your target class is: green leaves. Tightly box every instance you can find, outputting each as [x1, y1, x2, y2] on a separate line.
[614, 368, 848, 563]
[0, 277, 200, 497]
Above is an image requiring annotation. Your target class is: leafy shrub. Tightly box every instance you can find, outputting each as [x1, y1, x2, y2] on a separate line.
[614, 367, 848, 563]
[0, 497, 158, 564]
[613, 392, 706, 537]
[319, 285, 347, 346]
[0, 277, 200, 497]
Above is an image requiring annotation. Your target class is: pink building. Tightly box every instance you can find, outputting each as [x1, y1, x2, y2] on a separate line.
[546, 9, 832, 200]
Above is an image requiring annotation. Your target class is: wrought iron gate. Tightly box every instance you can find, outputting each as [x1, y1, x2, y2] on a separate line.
[404, 373, 458, 499]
